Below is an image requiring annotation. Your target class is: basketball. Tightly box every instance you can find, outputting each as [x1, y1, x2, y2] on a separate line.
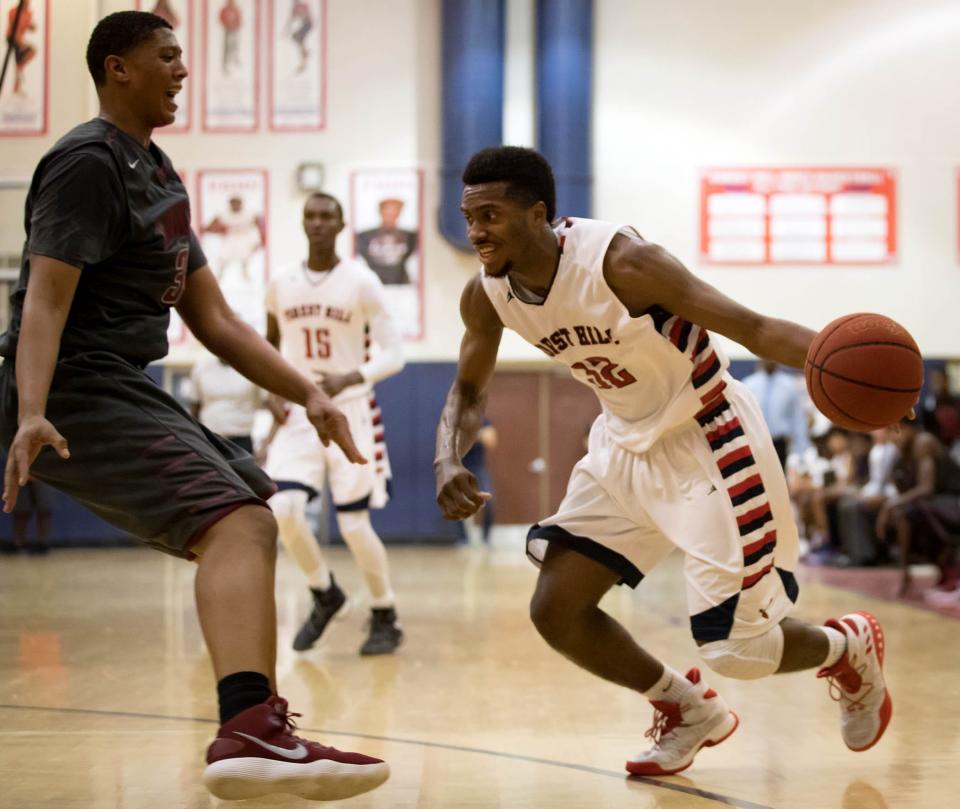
[804, 313, 923, 431]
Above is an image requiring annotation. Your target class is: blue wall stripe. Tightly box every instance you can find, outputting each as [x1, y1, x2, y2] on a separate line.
[439, 0, 506, 251]
[536, 0, 593, 218]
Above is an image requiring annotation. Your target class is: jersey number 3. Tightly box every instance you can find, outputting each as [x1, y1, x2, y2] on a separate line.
[161, 247, 190, 305]
[302, 327, 331, 359]
[571, 356, 637, 390]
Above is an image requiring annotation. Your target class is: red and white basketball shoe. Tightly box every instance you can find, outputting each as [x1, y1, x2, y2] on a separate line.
[203, 696, 390, 800]
[625, 668, 739, 776]
[817, 611, 892, 752]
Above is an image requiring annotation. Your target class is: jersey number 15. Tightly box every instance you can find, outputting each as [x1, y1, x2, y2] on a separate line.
[302, 327, 331, 359]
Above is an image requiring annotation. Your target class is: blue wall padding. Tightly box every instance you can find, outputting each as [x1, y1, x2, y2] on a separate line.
[536, 0, 593, 218]
[439, 0, 506, 252]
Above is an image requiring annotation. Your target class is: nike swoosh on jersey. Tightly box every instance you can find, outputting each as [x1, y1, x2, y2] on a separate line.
[233, 731, 309, 760]
[128, 159, 139, 169]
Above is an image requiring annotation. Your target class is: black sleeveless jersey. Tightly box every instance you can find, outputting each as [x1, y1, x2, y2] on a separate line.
[0, 118, 206, 366]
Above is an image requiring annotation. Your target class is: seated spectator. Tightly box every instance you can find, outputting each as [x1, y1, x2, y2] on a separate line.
[834, 428, 899, 567]
[921, 368, 960, 456]
[788, 424, 855, 556]
[878, 420, 960, 594]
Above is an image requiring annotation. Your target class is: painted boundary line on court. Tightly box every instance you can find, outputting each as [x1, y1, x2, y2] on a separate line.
[0, 703, 775, 809]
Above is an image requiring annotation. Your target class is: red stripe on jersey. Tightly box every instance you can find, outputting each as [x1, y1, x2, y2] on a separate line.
[717, 445, 752, 471]
[742, 530, 778, 558]
[742, 563, 774, 590]
[375, 451, 384, 461]
[669, 317, 685, 347]
[706, 417, 743, 444]
[727, 473, 764, 499]
[736, 503, 772, 528]
[372, 416, 382, 426]
[693, 351, 719, 380]
[698, 379, 727, 406]
[374, 431, 384, 442]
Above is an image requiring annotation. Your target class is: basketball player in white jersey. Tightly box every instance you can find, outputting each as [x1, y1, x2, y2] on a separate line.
[265, 192, 404, 655]
[436, 147, 899, 776]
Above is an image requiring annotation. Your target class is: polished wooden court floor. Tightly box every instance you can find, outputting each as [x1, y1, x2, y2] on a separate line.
[2, 536, 959, 809]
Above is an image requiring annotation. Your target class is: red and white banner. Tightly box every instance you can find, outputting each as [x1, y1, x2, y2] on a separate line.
[700, 168, 897, 266]
[267, 0, 325, 131]
[202, 0, 259, 132]
[350, 168, 425, 341]
[0, 0, 49, 136]
[196, 169, 269, 332]
[136, 0, 193, 133]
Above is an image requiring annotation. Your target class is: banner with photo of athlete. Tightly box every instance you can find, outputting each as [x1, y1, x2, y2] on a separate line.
[202, 0, 258, 131]
[196, 169, 268, 332]
[350, 168, 424, 341]
[267, 0, 325, 131]
[0, 0, 49, 136]
[136, 0, 192, 133]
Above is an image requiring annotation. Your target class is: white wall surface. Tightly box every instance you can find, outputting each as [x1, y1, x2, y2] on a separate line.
[2, 0, 958, 364]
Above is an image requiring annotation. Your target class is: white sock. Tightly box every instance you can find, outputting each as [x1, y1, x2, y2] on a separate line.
[642, 665, 691, 703]
[270, 490, 332, 591]
[820, 625, 847, 668]
[337, 510, 395, 608]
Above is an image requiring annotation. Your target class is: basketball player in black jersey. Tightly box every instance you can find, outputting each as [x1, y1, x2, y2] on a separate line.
[0, 12, 388, 802]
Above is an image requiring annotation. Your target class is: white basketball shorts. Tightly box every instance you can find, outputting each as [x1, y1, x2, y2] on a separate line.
[264, 396, 390, 510]
[528, 378, 800, 642]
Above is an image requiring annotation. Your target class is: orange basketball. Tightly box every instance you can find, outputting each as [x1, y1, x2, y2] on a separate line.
[804, 313, 923, 432]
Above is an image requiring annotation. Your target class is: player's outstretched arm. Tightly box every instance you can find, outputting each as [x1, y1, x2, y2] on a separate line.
[3, 256, 77, 511]
[435, 275, 502, 520]
[604, 235, 816, 369]
[177, 266, 365, 463]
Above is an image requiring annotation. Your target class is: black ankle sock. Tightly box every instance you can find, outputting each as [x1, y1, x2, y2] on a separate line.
[217, 671, 272, 725]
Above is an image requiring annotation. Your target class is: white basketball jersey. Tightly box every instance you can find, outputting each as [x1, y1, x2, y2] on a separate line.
[266, 259, 381, 404]
[480, 218, 731, 453]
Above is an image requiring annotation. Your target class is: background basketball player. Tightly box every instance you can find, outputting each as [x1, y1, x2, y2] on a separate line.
[264, 191, 405, 656]
[436, 146, 900, 777]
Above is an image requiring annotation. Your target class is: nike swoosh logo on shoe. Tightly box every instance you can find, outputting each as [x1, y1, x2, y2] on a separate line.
[233, 732, 309, 760]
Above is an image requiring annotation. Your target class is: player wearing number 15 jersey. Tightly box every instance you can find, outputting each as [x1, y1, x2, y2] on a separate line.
[436, 147, 896, 778]
[264, 192, 405, 656]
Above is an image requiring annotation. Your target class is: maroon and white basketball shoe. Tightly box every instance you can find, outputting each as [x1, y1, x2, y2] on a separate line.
[817, 611, 892, 752]
[203, 696, 389, 800]
[626, 668, 739, 776]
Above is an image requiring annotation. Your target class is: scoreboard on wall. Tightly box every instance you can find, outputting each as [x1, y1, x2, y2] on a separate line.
[700, 168, 897, 266]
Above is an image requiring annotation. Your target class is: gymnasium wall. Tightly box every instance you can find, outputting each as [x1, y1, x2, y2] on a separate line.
[3, 0, 959, 363]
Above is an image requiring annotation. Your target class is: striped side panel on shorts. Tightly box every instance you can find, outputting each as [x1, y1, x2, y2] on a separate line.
[695, 395, 777, 591]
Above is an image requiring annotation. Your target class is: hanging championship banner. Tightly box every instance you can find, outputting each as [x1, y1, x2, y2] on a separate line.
[700, 167, 897, 265]
[196, 169, 269, 332]
[202, 0, 259, 132]
[136, 0, 193, 133]
[0, 0, 49, 136]
[350, 168, 425, 341]
[267, 0, 325, 131]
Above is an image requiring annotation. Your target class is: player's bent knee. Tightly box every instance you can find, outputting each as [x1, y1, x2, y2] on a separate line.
[529, 589, 574, 648]
[697, 624, 784, 680]
[337, 509, 373, 536]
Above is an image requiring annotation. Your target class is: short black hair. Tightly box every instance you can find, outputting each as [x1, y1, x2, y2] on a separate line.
[305, 192, 344, 221]
[86, 11, 173, 87]
[462, 146, 556, 221]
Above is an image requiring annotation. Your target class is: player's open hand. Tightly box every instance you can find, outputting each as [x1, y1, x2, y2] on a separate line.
[435, 460, 492, 520]
[3, 416, 69, 513]
[305, 393, 367, 464]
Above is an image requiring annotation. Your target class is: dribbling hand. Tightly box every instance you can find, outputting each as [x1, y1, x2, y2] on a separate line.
[305, 393, 367, 464]
[435, 461, 492, 520]
[3, 415, 69, 512]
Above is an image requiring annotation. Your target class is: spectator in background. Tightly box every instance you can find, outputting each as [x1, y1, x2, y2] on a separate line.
[461, 419, 497, 543]
[834, 428, 899, 567]
[880, 419, 960, 594]
[186, 353, 263, 454]
[921, 368, 960, 451]
[742, 359, 809, 468]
